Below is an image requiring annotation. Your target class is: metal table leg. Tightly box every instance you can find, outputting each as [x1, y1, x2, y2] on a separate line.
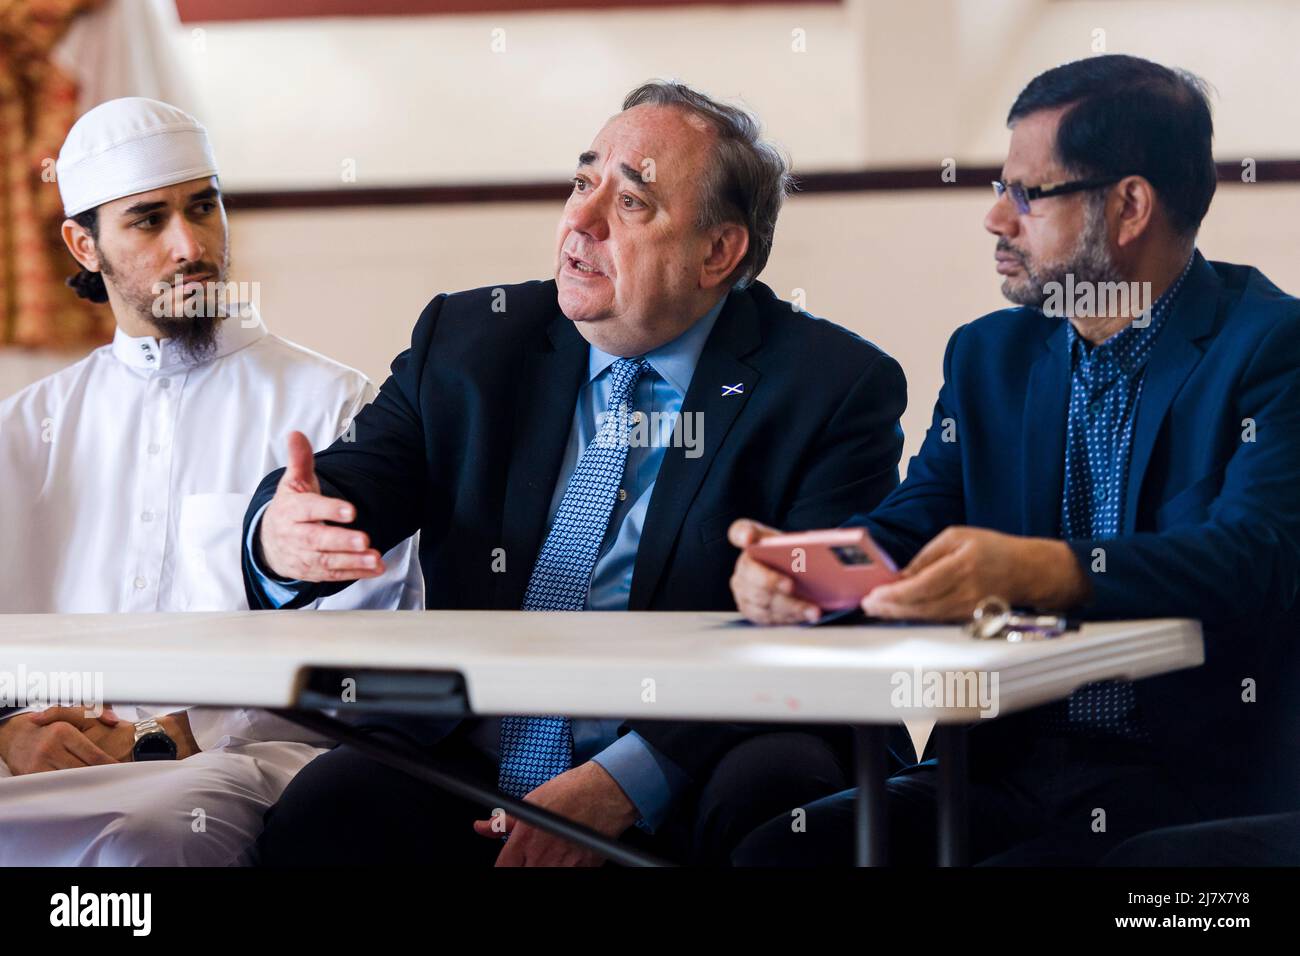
[934, 724, 969, 867]
[851, 725, 888, 866]
[270, 708, 671, 867]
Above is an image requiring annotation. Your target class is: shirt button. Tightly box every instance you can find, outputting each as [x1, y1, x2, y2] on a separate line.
[133, 577, 147, 590]
[158, 378, 171, 390]
[140, 510, 154, 522]
[618, 488, 628, 502]
[147, 443, 161, 455]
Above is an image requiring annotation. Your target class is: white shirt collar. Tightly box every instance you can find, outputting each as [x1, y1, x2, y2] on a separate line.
[110, 306, 268, 371]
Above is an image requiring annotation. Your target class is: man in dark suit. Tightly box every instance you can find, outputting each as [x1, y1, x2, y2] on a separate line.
[240, 81, 909, 865]
[728, 55, 1300, 865]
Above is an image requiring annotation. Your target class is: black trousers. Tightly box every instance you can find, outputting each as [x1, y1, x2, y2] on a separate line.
[732, 733, 1210, 866]
[1100, 811, 1300, 866]
[253, 725, 896, 866]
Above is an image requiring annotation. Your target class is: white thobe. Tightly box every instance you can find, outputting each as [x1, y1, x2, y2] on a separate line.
[0, 310, 424, 865]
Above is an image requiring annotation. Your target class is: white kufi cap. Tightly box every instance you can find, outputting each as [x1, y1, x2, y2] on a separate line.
[56, 97, 218, 218]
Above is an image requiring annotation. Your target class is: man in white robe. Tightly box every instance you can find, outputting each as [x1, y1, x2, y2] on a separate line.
[0, 97, 424, 866]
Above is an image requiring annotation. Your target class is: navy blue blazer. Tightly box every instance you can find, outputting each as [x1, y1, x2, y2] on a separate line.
[242, 279, 908, 781]
[850, 252, 1300, 817]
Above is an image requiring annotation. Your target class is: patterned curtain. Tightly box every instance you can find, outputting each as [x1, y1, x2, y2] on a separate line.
[0, 0, 109, 349]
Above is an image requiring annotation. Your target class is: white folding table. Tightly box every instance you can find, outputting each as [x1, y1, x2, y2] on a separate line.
[0, 610, 1203, 866]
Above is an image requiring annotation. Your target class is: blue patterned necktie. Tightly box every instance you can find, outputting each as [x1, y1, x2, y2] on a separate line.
[498, 357, 649, 798]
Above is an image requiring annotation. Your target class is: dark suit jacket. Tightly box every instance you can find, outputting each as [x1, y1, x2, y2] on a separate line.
[243, 278, 907, 781]
[849, 252, 1300, 817]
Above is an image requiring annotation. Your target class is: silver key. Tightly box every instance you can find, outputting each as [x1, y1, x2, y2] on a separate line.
[966, 596, 1068, 641]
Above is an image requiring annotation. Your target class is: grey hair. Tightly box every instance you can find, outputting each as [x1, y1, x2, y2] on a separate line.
[622, 80, 793, 287]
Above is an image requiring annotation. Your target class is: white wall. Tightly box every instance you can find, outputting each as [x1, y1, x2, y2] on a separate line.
[186, 2, 866, 189]
[174, 0, 1300, 191]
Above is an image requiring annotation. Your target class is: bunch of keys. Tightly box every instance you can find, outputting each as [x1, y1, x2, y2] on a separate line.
[965, 596, 1072, 642]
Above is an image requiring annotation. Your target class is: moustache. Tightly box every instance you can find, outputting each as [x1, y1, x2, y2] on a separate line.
[995, 240, 1026, 263]
[160, 265, 222, 287]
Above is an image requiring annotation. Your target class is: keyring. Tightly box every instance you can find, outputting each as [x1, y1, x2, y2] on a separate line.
[966, 596, 1071, 640]
[966, 595, 1012, 640]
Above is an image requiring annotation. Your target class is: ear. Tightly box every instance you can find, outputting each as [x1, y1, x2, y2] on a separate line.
[61, 218, 101, 272]
[1111, 175, 1158, 250]
[699, 222, 749, 290]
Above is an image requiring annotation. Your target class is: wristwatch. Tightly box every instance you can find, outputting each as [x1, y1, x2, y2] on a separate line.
[131, 718, 178, 761]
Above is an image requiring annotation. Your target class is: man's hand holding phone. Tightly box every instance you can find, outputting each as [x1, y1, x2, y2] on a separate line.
[729, 520, 899, 625]
[728, 519, 824, 625]
[729, 520, 1091, 625]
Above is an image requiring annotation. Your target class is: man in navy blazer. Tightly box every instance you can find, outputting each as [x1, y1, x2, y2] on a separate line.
[729, 55, 1300, 865]
[240, 82, 909, 865]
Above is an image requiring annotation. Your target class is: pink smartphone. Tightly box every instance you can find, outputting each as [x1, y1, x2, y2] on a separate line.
[746, 527, 899, 611]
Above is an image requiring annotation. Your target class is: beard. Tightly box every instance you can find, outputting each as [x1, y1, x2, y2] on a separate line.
[143, 312, 222, 364]
[998, 195, 1118, 310]
[99, 238, 230, 364]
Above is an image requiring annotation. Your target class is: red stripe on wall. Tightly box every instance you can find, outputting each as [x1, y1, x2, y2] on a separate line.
[176, 0, 833, 23]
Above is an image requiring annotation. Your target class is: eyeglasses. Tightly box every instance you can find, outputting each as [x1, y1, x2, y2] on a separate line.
[991, 176, 1124, 215]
